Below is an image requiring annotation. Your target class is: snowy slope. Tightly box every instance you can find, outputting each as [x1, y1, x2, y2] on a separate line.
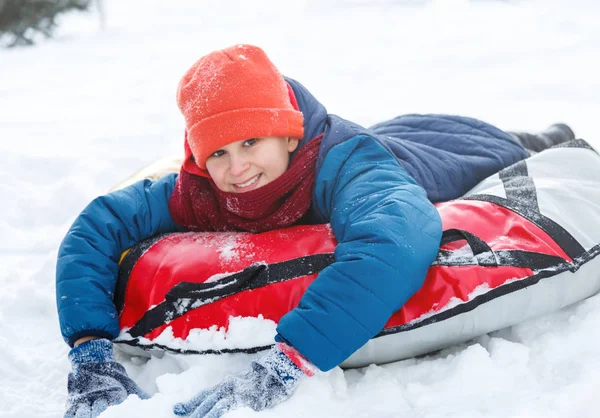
[1, 0, 600, 417]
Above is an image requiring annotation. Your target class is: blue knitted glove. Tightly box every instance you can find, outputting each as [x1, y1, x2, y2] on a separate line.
[64, 339, 150, 418]
[173, 342, 315, 418]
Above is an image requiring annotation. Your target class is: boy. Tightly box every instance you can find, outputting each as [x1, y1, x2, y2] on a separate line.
[58, 44, 573, 418]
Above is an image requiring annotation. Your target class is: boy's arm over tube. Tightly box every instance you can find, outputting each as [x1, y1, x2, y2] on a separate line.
[56, 173, 181, 346]
[277, 135, 443, 371]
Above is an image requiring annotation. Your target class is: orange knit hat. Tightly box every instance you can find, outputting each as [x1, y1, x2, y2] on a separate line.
[177, 44, 305, 174]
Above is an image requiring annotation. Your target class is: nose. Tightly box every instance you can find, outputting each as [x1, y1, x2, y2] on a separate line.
[228, 152, 250, 177]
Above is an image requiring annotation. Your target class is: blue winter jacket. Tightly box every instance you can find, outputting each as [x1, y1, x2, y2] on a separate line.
[56, 77, 527, 371]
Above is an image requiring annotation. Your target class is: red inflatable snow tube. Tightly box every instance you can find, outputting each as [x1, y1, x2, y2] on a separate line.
[116, 197, 576, 347]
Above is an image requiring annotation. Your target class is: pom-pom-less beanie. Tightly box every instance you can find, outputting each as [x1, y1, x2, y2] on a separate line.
[177, 44, 305, 173]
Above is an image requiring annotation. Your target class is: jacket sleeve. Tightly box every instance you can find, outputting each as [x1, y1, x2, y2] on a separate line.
[56, 173, 182, 346]
[276, 136, 442, 371]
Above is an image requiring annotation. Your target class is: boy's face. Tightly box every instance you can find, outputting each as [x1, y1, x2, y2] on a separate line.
[205, 136, 299, 193]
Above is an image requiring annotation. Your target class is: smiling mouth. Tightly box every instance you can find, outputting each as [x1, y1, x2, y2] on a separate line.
[233, 174, 261, 189]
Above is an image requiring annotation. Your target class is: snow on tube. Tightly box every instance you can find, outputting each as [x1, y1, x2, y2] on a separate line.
[113, 140, 600, 368]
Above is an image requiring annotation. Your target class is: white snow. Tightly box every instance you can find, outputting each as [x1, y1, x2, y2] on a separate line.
[117, 315, 278, 355]
[1, 0, 600, 417]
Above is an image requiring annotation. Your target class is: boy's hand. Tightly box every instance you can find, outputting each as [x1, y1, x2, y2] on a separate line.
[173, 342, 315, 418]
[65, 338, 149, 418]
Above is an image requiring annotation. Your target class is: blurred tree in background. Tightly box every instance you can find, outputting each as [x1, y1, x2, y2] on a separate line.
[0, 0, 97, 48]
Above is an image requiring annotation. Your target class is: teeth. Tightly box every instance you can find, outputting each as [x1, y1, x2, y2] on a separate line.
[235, 174, 260, 188]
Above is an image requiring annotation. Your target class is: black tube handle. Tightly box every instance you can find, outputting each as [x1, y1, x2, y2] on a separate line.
[440, 229, 498, 267]
[165, 263, 267, 302]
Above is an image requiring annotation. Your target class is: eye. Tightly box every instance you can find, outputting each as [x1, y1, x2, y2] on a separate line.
[243, 138, 259, 147]
[209, 149, 225, 158]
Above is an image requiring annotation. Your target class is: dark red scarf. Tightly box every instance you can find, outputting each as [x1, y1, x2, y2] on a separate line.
[168, 135, 323, 233]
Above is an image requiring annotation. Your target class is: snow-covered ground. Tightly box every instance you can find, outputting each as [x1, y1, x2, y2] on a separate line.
[1, 0, 600, 417]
